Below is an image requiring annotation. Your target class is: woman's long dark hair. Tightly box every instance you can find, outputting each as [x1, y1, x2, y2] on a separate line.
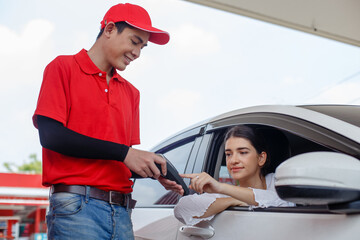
[224, 125, 270, 176]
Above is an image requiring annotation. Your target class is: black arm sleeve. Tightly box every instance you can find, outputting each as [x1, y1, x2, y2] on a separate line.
[36, 115, 129, 162]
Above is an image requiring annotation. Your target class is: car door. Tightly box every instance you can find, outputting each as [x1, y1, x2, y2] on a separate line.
[175, 111, 360, 240]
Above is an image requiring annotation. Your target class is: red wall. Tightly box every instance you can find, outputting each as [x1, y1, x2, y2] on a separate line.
[0, 173, 44, 188]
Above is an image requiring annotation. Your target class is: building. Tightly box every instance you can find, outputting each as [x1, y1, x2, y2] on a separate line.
[0, 173, 48, 239]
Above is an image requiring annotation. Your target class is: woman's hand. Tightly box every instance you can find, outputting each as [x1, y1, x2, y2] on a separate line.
[180, 172, 223, 194]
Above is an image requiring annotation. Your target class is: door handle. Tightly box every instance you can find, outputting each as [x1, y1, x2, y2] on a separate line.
[179, 225, 215, 239]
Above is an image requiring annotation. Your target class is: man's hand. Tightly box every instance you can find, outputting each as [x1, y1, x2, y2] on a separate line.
[124, 148, 166, 179]
[158, 176, 184, 196]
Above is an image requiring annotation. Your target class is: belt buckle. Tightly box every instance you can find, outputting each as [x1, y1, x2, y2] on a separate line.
[109, 191, 124, 206]
[109, 191, 118, 205]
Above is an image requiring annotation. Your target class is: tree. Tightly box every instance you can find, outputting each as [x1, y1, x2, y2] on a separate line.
[3, 153, 42, 174]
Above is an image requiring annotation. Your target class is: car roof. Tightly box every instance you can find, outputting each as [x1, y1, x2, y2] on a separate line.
[298, 105, 360, 127]
[206, 105, 360, 143]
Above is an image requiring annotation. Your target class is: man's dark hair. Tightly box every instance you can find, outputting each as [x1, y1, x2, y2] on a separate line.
[97, 21, 134, 40]
[224, 125, 270, 176]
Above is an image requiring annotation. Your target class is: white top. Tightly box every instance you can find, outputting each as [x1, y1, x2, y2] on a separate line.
[174, 173, 295, 226]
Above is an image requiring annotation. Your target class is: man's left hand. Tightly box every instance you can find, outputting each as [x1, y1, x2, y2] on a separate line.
[158, 176, 184, 196]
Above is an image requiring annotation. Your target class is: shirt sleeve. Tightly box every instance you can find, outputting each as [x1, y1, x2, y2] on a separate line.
[250, 173, 295, 208]
[174, 193, 229, 226]
[33, 57, 70, 128]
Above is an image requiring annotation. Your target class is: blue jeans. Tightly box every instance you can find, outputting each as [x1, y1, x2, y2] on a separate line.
[46, 187, 134, 240]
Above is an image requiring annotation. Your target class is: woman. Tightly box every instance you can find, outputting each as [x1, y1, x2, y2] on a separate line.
[174, 125, 295, 226]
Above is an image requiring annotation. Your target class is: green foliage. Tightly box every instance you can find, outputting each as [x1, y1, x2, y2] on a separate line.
[3, 162, 16, 172]
[3, 153, 42, 174]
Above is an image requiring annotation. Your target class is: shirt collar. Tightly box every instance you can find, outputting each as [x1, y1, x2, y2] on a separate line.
[74, 49, 124, 83]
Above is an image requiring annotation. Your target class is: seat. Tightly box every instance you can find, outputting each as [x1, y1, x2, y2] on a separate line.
[256, 127, 291, 174]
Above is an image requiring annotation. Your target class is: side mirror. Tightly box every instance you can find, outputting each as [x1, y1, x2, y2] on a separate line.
[275, 152, 360, 206]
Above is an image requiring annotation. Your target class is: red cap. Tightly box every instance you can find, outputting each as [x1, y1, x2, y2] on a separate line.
[100, 3, 170, 45]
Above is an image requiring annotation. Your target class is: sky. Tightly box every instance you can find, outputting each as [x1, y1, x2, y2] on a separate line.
[0, 0, 359, 171]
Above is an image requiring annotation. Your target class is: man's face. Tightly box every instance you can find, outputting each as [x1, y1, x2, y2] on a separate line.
[105, 26, 150, 71]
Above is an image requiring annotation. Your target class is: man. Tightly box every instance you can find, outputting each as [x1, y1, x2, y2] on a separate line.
[33, 3, 183, 239]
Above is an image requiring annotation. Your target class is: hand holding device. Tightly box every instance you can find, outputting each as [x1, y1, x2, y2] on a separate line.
[156, 154, 190, 196]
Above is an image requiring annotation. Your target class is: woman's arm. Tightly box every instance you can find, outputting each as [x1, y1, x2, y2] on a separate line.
[196, 197, 247, 218]
[181, 173, 259, 206]
[216, 183, 258, 206]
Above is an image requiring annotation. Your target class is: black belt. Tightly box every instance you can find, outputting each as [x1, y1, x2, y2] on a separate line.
[51, 184, 136, 209]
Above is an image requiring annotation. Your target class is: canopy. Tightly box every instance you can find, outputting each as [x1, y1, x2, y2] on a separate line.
[184, 0, 360, 47]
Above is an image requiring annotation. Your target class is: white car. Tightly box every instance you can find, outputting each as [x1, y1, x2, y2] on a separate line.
[131, 105, 360, 240]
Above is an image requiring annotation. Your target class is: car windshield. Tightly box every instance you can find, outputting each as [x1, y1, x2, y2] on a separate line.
[299, 105, 360, 127]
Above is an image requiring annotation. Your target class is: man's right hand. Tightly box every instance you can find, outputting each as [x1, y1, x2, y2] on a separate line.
[124, 148, 167, 179]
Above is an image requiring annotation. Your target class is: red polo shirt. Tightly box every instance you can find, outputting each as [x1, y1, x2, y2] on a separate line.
[33, 49, 140, 193]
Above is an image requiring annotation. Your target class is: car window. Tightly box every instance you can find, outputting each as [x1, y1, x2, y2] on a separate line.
[132, 140, 195, 206]
[219, 165, 235, 185]
[208, 125, 341, 213]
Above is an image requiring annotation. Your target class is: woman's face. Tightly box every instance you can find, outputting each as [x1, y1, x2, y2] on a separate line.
[225, 137, 265, 182]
